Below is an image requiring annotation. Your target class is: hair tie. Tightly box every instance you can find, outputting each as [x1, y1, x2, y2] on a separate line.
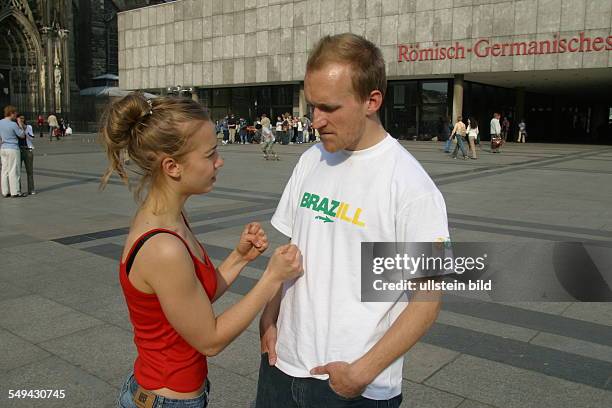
[145, 99, 153, 116]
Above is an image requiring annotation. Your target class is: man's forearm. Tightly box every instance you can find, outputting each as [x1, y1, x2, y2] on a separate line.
[260, 286, 282, 330]
[351, 289, 442, 385]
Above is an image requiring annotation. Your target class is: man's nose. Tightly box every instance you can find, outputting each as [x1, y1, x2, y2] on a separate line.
[312, 115, 326, 129]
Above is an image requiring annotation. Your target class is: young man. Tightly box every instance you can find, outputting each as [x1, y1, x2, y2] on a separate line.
[17, 114, 36, 195]
[490, 112, 502, 153]
[256, 33, 449, 407]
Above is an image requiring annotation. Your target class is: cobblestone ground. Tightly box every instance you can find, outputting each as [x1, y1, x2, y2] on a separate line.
[1, 134, 611, 407]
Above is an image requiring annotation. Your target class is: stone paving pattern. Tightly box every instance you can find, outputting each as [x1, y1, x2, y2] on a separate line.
[1, 134, 611, 407]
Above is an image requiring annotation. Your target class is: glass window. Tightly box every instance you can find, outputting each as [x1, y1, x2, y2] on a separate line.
[393, 86, 404, 105]
[272, 85, 293, 106]
[256, 87, 271, 106]
[211, 88, 230, 107]
[422, 81, 448, 105]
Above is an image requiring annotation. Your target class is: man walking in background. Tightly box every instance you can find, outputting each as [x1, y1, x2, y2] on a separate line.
[490, 112, 502, 153]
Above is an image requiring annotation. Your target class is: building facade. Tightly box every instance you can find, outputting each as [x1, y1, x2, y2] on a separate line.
[0, 0, 140, 129]
[118, 0, 612, 143]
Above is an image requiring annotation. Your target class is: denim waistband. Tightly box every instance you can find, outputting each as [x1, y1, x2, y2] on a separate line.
[126, 373, 210, 408]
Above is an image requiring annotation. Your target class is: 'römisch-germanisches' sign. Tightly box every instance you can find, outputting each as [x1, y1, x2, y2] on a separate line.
[398, 32, 612, 63]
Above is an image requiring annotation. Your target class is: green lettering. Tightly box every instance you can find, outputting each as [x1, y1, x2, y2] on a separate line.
[308, 194, 320, 210]
[329, 200, 340, 216]
[300, 192, 311, 208]
[316, 197, 330, 215]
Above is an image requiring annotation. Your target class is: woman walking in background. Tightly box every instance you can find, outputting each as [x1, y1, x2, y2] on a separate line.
[450, 116, 468, 160]
[466, 117, 479, 160]
[517, 119, 527, 143]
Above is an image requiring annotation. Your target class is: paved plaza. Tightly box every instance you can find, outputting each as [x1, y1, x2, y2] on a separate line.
[1, 135, 611, 408]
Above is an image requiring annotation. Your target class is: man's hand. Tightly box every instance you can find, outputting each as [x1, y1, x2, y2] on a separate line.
[235, 222, 268, 262]
[260, 321, 278, 366]
[310, 361, 369, 399]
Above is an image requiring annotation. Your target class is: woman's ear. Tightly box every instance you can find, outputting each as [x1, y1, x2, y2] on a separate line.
[160, 156, 182, 179]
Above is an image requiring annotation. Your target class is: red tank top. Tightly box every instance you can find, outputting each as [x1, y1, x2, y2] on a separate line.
[119, 228, 217, 393]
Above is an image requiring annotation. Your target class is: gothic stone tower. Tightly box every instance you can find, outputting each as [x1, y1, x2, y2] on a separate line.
[1, 0, 122, 123]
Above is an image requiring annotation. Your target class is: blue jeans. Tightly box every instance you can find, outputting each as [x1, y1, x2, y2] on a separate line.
[117, 372, 210, 408]
[255, 354, 402, 408]
[240, 130, 248, 144]
[443, 136, 453, 152]
[451, 135, 468, 158]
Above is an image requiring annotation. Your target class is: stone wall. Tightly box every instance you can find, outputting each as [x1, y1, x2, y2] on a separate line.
[118, 0, 612, 90]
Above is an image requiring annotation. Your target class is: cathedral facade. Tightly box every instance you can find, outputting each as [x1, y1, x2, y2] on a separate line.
[0, 0, 132, 126]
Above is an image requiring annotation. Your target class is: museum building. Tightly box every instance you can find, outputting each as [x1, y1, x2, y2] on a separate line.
[118, 0, 612, 143]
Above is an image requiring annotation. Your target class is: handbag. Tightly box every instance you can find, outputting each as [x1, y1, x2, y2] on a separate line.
[491, 136, 502, 149]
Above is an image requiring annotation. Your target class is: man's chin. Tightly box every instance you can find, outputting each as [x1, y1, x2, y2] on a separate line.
[321, 140, 339, 153]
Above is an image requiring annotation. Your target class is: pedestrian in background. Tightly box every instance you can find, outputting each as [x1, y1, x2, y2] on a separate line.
[275, 116, 283, 143]
[262, 125, 279, 161]
[517, 119, 527, 143]
[282, 114, 291, 145]
[466, 117, 479, 160]
[47, 112, 59, 141]
[450, 116, 468, 159]
[302, 115, 312, 142]
[501, 115, 510, 142]
[227, 114, 237, 144]
[291, 116, 298, 144]
[37, 114, 44, 137]
[490, 112, 502, 153]
[442, 116, 453, 153]
[239, 117, 248, 144]
[222, 117, 229, 144]
[296, 117, 304, 143]
[17, 113, 35, 195]
[0, 105, 26, 197]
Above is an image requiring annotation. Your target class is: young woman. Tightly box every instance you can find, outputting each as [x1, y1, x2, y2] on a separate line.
[450, 116, 468, 160]
[100, 93, 303, 408]
[517, 119, 527, 143]
[466, 117, 479, 160]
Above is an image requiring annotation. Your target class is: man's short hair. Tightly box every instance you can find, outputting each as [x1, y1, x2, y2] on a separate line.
[306, 33, 387, 102]
[4, 105, 17, 117]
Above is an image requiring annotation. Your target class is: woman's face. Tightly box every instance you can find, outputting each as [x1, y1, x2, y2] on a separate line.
[181, 121, 223, 195]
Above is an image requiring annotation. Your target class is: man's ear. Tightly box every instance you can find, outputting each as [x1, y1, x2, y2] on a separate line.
[366, 90, 384, 116]
[160, 156, 182, 178]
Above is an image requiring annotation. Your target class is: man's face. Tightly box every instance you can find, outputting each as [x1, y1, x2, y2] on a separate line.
[305, 63, 370, 152]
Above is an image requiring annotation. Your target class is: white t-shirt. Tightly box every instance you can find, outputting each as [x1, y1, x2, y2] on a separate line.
[467, 126, 479, 137]
[262, 126, 274, 143]
[271, 134, 450, 400]
[490, 118, 501, 135]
